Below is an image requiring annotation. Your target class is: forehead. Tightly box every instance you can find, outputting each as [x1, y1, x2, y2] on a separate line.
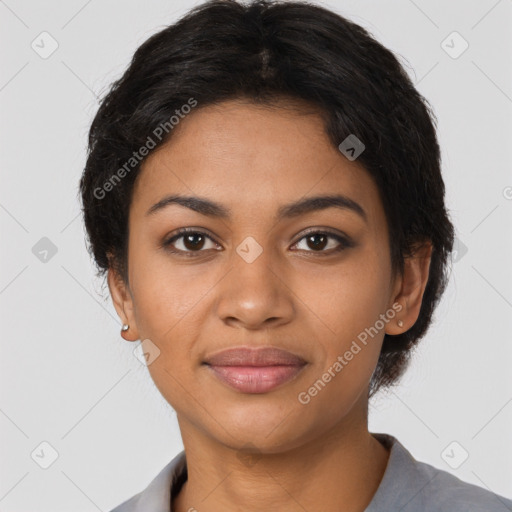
[131, 99, 382, 224]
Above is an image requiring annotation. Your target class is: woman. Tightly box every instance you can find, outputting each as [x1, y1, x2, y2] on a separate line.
[79, 0, 512, 510]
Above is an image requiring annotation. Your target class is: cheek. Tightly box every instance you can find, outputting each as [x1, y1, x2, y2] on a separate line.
[296, 249, 390, 386]
[304, 253, 390, 336]
[129, 243, 214, 335]
[129, 258, 213, 405]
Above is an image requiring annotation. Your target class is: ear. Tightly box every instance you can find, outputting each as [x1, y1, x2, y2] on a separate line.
[385, 241, 433, 336]
[107, 265, 140, 342]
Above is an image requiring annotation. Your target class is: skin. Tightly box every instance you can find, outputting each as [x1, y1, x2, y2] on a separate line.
[108, 98, 432, 512]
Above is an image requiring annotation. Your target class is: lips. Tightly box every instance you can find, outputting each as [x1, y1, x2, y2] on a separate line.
[203, 346, 307, 367]
[203, 347, 307, 393]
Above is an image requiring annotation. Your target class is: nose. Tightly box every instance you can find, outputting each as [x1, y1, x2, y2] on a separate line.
[214, 244, 295, 330]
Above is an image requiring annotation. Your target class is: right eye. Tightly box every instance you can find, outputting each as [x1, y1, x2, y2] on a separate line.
[162, 228, 221, 256]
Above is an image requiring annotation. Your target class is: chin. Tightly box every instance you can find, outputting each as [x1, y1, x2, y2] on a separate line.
[210, 403, 315, 453]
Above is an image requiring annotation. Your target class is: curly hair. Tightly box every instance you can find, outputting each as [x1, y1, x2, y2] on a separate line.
[79, 0, 455, 399]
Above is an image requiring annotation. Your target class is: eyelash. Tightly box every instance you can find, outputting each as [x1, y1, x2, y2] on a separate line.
[162, 227, 354, 257]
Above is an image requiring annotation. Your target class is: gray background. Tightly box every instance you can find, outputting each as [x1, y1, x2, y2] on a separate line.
[1, 0, 511, 510]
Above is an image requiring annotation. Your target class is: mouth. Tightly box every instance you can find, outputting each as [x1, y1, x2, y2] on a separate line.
[202, 346, 307, 394]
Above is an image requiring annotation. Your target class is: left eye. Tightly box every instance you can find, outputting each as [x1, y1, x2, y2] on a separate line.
[292, 231, 351, 253]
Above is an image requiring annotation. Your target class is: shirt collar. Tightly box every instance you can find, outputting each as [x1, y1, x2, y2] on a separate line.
[365, 432, 436, 511]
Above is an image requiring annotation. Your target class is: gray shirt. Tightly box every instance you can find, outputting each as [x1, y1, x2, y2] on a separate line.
[110, 432, 512, 511]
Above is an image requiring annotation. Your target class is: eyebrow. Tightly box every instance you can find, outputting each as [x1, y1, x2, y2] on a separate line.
[146, 193, 367, 223]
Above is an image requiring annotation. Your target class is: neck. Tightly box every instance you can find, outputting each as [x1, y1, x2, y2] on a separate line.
[172, 412, 390, 512]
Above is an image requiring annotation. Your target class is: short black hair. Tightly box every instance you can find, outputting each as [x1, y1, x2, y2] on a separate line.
[79, 0, 455, 398]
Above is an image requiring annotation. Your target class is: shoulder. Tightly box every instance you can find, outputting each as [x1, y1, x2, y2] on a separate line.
[109, 492, 141, 512]
[411, 458, 512, 511]
[368, 433, 512, 512]
[107, 450, 187, 512]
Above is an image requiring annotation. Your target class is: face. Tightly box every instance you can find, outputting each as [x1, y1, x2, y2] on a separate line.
[109, 99, 428, 454]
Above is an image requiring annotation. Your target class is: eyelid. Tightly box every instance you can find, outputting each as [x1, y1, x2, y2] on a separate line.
[291, 227, 352, 245]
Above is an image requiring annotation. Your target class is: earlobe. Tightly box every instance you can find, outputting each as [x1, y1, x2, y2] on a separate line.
[386, 241, 433, 336]
[107, 266, 140, 342]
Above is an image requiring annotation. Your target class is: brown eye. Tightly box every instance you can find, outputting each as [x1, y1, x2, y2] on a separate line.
[163, 229, 219, 255]
[305, 233, 329, 250]
[182, 232, 206, 250]
[292, 231, 353, 254]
